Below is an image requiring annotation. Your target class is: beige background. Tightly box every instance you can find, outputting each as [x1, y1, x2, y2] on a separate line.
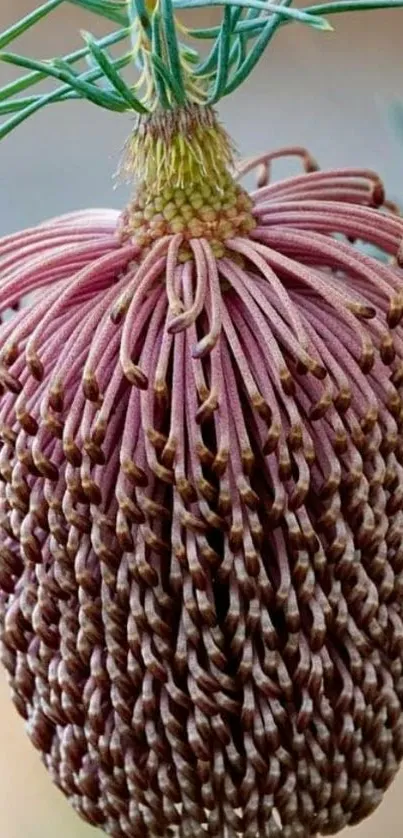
[0, 1, 403, 837]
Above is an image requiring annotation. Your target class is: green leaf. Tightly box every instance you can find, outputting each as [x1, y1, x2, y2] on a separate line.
[190, 18, 267, 38]
[224, 0, 293, 95]
[188, 25, 223, 39]
[194, 38, 220, 76]
[303, 0, 403, 15]
[160, 0, 187, 104]
[68, 0, 129, 25]
[0, 0, 64, 50]
[194, 9, 246, 76]
[0, 54, 131, 140]
[151, 12, 170, 109]
[208, 6, 233, 102]
[0, 51, 128, 112]
[0, 71, 49, 103]
[151, 53, 187, 105]
[0, 96, 44, 115]
[44, 62, 128, 110]
[179, 43, 200, 64]
[0, 87, 80, 141]
[231, 6, 263, 72]
[128, 0, 151, 34]
[82, 31, 148, 111]
[173, 0, 332, 31]
[1, 0, 402, 135]
[0, 27, 129, 103]
[229, 26, 247, 75]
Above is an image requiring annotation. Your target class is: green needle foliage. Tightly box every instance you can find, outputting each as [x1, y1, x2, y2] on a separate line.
[0, 0, 403, 139]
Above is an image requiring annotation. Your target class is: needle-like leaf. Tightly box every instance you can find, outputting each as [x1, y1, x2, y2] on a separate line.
[173, 0, 332, 31]
[0, 53, 132, 140]
[225, 0, 292, 95]
[68, 0, 129, 25]
[0, 51, 128, 111]
[151, 52, 187, 104]
[160, 0, 187, 103]
[304, 0, 403, 15]
[208, 6, 234, 102]
[82, 31, 148, 111]
[151, 12, 170, 109]
[0, 27, 129, 103]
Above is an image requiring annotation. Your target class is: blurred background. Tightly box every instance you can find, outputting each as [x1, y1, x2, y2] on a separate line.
[0, 1, 403, 836]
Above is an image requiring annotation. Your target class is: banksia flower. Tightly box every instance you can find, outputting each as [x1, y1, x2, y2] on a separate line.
[1, 2, 403, 837]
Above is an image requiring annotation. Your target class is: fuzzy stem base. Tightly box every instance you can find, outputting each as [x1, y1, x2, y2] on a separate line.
[120, 104, 256, 255]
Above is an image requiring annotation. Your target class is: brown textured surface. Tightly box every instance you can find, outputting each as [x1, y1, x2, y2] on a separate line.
[1, 665, 400, 838]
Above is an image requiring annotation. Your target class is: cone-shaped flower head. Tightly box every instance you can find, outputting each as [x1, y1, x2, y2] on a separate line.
[1, 2, 403, 838]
